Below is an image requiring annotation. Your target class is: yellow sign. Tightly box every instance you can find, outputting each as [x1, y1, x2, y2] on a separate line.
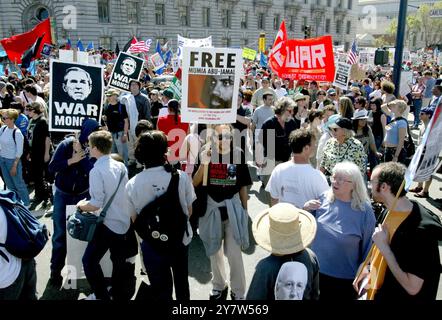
[258, 33, 266, 53]
[242, 48, 257, 61]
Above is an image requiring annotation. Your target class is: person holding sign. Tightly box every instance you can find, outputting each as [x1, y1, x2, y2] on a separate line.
[193, 124, 251, 300]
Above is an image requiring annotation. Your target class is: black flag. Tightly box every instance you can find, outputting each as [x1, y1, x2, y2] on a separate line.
[21, 33, 45, 68]
[115, 42, 120, 55]
[123, 36, 134, 53]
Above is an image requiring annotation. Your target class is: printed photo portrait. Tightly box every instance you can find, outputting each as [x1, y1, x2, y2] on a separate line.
[274, 261, 308, 300]
[188, 74, 234, 109]
[62, 66, 93, 101]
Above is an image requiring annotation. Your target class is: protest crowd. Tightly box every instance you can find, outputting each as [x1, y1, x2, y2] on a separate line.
[1, 19, 442, 302]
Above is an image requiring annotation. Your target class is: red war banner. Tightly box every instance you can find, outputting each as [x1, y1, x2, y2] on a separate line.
[269, 32, 335, 81]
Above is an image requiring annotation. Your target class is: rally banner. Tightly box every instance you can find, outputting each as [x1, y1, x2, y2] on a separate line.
[242, 48, 257, 61]
[269, 34, 335, 81]
[181, 47, 242, 124]
[150, 52, 165, 71]
[405, 104, 442, 188]
[109, 52, 144, 92]
[334, 62, 351, 91]
[49, 60, 104, 132]
[177, 35, 212, 60]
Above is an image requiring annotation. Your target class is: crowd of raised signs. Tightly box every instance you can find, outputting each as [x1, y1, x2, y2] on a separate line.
[0, 46, 441, 301]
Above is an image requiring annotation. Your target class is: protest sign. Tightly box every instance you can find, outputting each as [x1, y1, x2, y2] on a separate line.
[172, 56, 179, 73]
[400, 71, 413, 97]
[334, 62, 351, 91]
[41, 43, 53, 57]
[177, 35, 212, 60]
[58, 49, 89, 64]
[350, 64, 367, 81]
[269, 35, 335, 81]
[88, 54, 102, 66]
[109, 52, 144, 92]
[242, 47, 257, 61]
[181, 47, 242, 124]
[359, 51, 375, 66]
[405, 104, 442, 188]
[150, 52, 165, 71]
[49, 60, 104, 132]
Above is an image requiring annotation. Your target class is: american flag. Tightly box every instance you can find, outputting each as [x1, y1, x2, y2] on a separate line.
[347, 40, 358, 65]
[129, 39, 152, 53]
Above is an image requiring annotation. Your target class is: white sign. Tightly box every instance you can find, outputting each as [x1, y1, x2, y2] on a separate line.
[150, 52, 165, 71]
[400, 71, 413, 97]
[333, 62, 351, 91]
[177, 35, 213, 60]
[59, 49, 89, 64]
[359, 51, 375, 66]
[181, 47, 242, 124]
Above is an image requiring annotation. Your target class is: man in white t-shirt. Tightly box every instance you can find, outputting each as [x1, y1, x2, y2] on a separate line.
[0, 207, 37, 300]
[266, 128, 329, 208]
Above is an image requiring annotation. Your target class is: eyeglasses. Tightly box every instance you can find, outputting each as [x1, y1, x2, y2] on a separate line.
[330, 176, 352, 184]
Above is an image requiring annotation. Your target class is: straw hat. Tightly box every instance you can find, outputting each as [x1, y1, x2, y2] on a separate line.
[253, 203, 317, 255]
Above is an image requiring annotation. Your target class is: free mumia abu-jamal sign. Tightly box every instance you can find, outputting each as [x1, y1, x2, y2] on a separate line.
[49, 60, 104, 132]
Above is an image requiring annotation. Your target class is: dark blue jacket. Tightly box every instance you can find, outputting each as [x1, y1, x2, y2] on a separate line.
[48, 119, 99, 195]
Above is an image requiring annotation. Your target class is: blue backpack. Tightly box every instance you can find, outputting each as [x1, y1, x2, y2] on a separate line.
[0, 190, 48, 262]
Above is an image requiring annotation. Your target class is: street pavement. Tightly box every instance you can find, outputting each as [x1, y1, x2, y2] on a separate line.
[20, 162, 442, 300]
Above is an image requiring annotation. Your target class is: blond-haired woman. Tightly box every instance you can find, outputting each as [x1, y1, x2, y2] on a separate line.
[338, 97, 355, 119]
[303, 161, 375, 300]
[381, 99, 409, 164]
[0, 109, 30, 206]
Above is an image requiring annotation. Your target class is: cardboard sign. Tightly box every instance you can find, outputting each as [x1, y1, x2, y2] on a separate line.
[334, 62, 351, 91]
[242, 47, 257, 61]
[181, 47, 242, 124]
[177, 35, 212, 60]
[269, 35, 335, 81]
[49, 60, 104, 132]
[350, 64, 367, 81]
[58, 49, 89, 64]
[150, 52, 165, 71]
[109, 52, 144, 92]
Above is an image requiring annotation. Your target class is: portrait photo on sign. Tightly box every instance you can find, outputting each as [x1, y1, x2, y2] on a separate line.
[274, 261, 308, 300]
[109, 52, 144, 92]
[188, 74, 234, 109]
[50, 60, 104, 132]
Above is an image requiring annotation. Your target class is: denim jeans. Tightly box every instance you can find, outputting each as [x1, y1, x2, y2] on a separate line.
[140, 240, 190, 301]
[82, 224, 132, 300]
[111, 131, 128, 166]
[0, 259, 37, 300]
[0, 156, 30, 206]
[50, 188, 89, 277]
[412, 99, 422, 126]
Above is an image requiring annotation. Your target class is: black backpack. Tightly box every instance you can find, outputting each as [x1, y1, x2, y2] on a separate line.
[0, 126, 30, 161]
[133, 167, 188, 252]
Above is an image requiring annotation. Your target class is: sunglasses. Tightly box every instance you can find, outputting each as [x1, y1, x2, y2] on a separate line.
[2, 117, 9, 120]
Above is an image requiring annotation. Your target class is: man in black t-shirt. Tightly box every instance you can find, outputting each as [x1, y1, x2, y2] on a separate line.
[103, 89, 129, 165]
[358, 162, 442, 301]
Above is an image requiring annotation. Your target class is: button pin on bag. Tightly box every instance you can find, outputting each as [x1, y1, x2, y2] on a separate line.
[151, 231, 160, 239]
[160, 234, 168, 242]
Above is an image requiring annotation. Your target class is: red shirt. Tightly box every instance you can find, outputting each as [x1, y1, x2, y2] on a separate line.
[157, 114, 189, 161]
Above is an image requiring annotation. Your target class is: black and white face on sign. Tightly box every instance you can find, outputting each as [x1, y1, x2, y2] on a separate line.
[121, 57, 137, 76]
[62, 67, 93, 101]
[109, 52, 144, 92]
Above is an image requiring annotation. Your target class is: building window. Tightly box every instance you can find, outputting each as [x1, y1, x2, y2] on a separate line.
[242, 38, 248, 46]
[202, 8, 210, 27]
[304, 0, 309, 4]
[327, 0, 332, 6]
[98, 0, 110, 23]
[223, 37, 231, 47]
[325, 18, 330, 33]
[336, 20, 342, 33]
[316, 0, 321, 5]
[273, 14, 280, 30]
[155, 4, 165, 25]
[258, 13, 265, 30]
[180, 6, 190, 26]
[348, 0, 352, 10]
[346, 20, 351, 34]
[241, 11, 248, 29]
[99, 36, 111, 49]
[337, 0, 343, 8]
[36, 7, 49, 21]
[127, 1, 140, 24]
[222, 9, 231, 28]
[288, 16, 295, 31]
[302, 16, 308, 30]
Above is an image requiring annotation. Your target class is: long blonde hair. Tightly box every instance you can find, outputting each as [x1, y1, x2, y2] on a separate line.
[326, 161, 370, 211]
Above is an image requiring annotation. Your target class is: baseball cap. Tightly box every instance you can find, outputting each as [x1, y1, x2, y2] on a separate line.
[420, 107, 434, 117]
[327, 88, 336, 96]
[161, 88, 174, 99]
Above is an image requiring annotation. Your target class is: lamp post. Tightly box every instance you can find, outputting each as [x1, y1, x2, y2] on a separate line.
[393, 0, 408, 97]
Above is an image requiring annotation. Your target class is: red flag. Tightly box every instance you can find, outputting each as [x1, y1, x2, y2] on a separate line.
[269, 35, 335, 82]
[0, 18, 52, 64]
[268, 20, 287, 75]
